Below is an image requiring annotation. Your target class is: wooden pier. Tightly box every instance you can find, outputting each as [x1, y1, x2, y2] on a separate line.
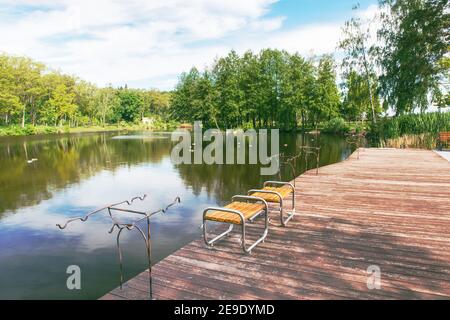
[102, 148, 450, 300]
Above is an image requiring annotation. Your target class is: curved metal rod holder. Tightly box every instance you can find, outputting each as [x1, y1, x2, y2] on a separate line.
[56, 195, 148, 230]
[56, 195, 181, 300]
[346, 134, 365, 160]
[299, 146, 321, 176]
[279, 146, 321, 184]
[279, 153, 301, 186]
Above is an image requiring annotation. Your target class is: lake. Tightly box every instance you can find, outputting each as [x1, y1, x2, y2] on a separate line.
[0, 131, 354, 299]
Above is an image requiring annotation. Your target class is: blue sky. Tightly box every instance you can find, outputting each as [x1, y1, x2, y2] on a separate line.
[0, 0, 378, 90]
[269, 0, 376, 26]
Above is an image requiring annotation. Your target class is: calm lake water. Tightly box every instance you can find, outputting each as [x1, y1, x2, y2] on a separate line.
[0, 131, 354, 299]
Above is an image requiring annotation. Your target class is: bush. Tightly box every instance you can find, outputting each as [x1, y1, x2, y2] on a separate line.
[77, 116, 91, 127]
[23, 125, 37, 135]
[0, 125, 30, 136]
[322, 118, 351, 135]
[368, 111, 450, 149]
[0, 125, 62, 136]
[353, 123, 365, 134]
[43, 127, 57, 134]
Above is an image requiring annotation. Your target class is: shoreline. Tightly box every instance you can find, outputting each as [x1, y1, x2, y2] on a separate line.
[0, 124, 328, 138]
[0, 124, 177, 137]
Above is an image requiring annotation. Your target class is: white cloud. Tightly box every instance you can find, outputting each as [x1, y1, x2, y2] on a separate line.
[255, 23, 343, 55]
[0, 1, 379, 90]
[249, 16, 286, 32]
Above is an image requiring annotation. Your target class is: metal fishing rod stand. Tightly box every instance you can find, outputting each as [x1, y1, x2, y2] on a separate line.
[279, 146, 321, 184]
[346, 133, 365, 160]
[300, 146, 321, 175]
[57, 195, 181, 300]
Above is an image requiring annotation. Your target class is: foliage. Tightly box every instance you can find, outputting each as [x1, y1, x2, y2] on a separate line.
[376, 0, 449, 115]
[114, 89, 143, 123]
[170, 49, 341, 130]
[341, 71, 382, 122]
[0, 125, 56, 136]
[316, 55, 341, 121]
[369, 111, 450, 141]
[321, 117, 351, 135]
[0, 54, 172, 128]
[339, 5, 379, 123]
[380, 133, 438, 149]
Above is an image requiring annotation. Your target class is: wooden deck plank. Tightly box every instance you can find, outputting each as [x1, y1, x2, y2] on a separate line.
[101, 148, 450, 300]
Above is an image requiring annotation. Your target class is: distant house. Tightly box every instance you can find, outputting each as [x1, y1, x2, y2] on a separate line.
[142, 117, 154, 126]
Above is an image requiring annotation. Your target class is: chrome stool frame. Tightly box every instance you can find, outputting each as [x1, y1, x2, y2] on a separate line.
[203, 195, 269, 254]
[248, 181, 295, 227]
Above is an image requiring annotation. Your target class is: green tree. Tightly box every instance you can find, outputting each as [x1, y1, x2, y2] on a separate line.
[196, 71, 218, 128]
[11, 56, 45, 127]
[282, 54, 316, 130]
[170, 68, 197, 123]
[40, 73, 62, 125]
[377, 0, 449, 114]
[240, 51, 263, 128]
[171, 49, 348, 131]
[1, 53, 179, 129]
[315, 55, 341, 123]
[0, 92, 22, 125]
[115, 89, 143, 123]
[0, 55, 22, 124]
[95, 86, 119, 126]
[74, 80, 97, 125]
[342, 71, 381, 122]
[258, 49, 286, 128]
[171, 67, 212, 125]
[44, 83, 77, 126]
[211, 50, 244, 128]
[339, 6, 379, 123]
[434, 55, 450, 110]
[148, 90, 171, 117]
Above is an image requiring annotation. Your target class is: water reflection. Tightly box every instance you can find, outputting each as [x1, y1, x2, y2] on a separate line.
[0, 131, 353, 299]
[175, 133, 352, 204]
[0, 133, 173, 215]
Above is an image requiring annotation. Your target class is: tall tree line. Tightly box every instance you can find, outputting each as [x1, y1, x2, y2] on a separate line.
[0, 54, 171, 127]
[170, 49, 341, 130]
[172, 0, 449, 130]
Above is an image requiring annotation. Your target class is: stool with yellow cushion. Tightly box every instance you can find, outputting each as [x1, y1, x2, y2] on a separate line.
[248, 181, 295, 227]
[203, 195, 268, 254]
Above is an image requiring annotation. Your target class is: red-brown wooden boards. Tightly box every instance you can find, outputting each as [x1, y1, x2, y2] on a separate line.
[101, 149, 450, 300]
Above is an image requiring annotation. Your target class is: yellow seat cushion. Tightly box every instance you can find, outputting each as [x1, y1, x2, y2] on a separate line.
[205, 202, 265, 224]
[250, 186, 293, 203]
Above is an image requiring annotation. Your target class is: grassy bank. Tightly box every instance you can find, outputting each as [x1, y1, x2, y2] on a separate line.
[0, 122, 179, 137]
